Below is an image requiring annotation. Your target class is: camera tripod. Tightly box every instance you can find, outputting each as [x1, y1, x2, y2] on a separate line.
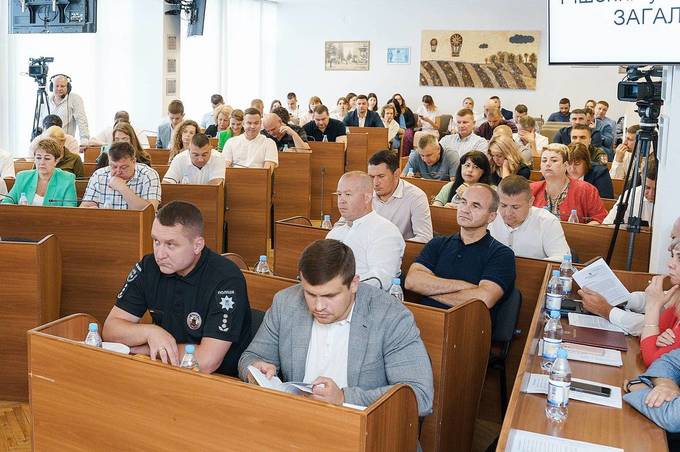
[31, 81, 50, 140]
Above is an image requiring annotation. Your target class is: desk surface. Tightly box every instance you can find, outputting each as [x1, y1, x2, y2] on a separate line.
[497, 265, 668, 451]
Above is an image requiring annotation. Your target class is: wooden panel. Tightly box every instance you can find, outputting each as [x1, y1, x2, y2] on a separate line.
[209, 137, 218, 149]
[242, 270, 300, 311]
[530, 170, 542, 182]
[13, 160, 34, 172]
[0, 235, 61, 401]
[83, 146, 101, 163]
[0, 205, 154, 322]
[540, 122, 568, 144]
[225, 168, 272, 266]
[147, 148, 171, 166]
[603, 198, 615, 211]
[147, 136, 157, 148]
[273, 221, 326, 278]
[273, 150, 311, 222]
[430, 205, 459, 236]
[5, 177, 14, 191]
[28, 314, 417, 451]
[347, 126, 388, 159]
[160, 183, 225, 252]
[403, 177, 448, 204]
[497, 266, 668, 451]
[309, 142, 345, 222]
[612, 177, 624, 198]
[345, 133, 369, 172]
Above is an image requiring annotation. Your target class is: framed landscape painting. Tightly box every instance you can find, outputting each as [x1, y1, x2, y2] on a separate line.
[325, 41, 370, 71]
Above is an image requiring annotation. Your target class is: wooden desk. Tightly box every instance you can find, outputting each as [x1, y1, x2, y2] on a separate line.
[225, 168, 272, 266]
[273, 150, 311, 222]
[14, 159, 34, 172]
[160, 183, 225, 251]
[0, 235, 61, 401]
[497, 266, 668, 451]
[5, 177, 15, 191]
[309, 142, 345, 222]
[83, 146, 101, 163]
[403, 177, 448, 204]
[147, 148, 171, 166]
[612, 177, 624, 198]
[240, 271, 491, 452]
[29, 313, 418, 451]
[347, 126, 388, 159]
[0, 205, 153, 322]
[345, 132, 369, 172]
[430, 205, 459, 236]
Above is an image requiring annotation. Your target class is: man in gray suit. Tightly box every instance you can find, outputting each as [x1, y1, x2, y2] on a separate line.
[156, 99, 185, 149]
[238, 239, 433, 416]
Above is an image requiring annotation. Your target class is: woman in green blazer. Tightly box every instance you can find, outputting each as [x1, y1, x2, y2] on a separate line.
[2, 138, 77, 207]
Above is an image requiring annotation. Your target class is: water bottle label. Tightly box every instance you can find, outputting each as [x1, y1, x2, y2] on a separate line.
[542, 338, 561, 360]
[546, 293, 562, 310]
[547, 380, 570, 407]
[559, 277, 572, 294]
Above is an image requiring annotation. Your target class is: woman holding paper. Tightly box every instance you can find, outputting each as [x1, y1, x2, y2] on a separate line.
[640, 239, 680, 366]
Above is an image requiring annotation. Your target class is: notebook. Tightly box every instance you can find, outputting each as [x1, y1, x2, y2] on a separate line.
[562, 324, 628, 352]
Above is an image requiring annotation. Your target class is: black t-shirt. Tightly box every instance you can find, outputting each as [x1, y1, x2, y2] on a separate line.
[303, 118, 347, 142]
[116, 247, 252, 376]
[261, 124, 308, 151]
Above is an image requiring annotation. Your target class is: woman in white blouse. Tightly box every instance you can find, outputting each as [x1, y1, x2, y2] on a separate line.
[416, 95, 441, 136]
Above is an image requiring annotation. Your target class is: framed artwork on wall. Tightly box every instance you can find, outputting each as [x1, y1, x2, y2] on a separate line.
[325, 41, 370, 71]
[387, 47, 410, 65]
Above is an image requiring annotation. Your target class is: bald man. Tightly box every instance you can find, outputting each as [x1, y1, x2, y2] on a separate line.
[326, 171, 405, 290]
[41, 74, 90, 141]
[261, 113, 310, 151]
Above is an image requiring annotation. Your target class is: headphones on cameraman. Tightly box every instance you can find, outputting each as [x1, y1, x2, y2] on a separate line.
[49, 74, 72, 94]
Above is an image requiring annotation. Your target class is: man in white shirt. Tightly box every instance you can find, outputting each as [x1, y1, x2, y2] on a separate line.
[513, 116, 549, 167]
[0, 148, 15, 179]
[604, 159, 656, 225]
[29, 114, 80, 155]
[39, 74, 90, 141]
[163, 133, 225, 185]
[326, 171, 405, 290]
[610, 124, 639, 179]
[488, 175, 570, 261]
[439, 108, 488, 160]
[223, 108, 278, 170]
[91, 111, 149, 148]
[286, 92, 302, 126]
[367, 150, 432, 243]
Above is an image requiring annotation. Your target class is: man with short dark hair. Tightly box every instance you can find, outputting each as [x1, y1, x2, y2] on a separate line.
[303, 105, 347, 144]
[286, 92, 302, 125]
[547, 98, 571, 123]
[489, 175, 570, 261]
[238, 239, 433, 416]
[595, 100, 616, 153]
[570, 124, 608, 164]
[343, 95, 384, 128]
[552, 109, 604, 150]
[489, 95, 513, 121]
[30, 114, 80, 155]
[163, 133, 226, 185]
[402, 134, 458, 181]
[157, 100, 185, 149]
[261, 112, 310, 150]
[81, 141, 161, 210]
[103, 200, 252, 376]
[223, 108, 278, 170]
[406, 184, 516, 309]
[611, 124, 640, 178]
[439, 108, 487, 160]
[514, 104, 528, 123]
[201, 94, 225, 129]
[368, 150, 433, 243]
[476, 107, 517, 140]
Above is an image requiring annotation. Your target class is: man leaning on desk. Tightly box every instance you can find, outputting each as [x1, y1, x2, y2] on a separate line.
[238, 239, 434, 416]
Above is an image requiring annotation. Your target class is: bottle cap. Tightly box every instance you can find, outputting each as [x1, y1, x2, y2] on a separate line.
[563, 254, 571, 261]
[392, 278, 401, 285]
[185, 344, 195, 354]
[552, 270, 560, 277]
[259, 255, 267, 261]
[557, 348, 568, 359]
[88, 322, 98, 332]
[323, 215, 330, 220]
[571, 209, 577, 213]
[550, 310, 561, 319]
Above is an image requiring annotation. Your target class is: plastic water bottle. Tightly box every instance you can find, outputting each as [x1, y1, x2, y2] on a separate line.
[407, 168, 414, 177]
[180, 344, 200, 371]
[322, 134, 329, 142]
[567, 209, 579, 223]
[84, 322, 102, 348]
[546, 348, 571, 422]
[541, 310, 563, 371]
[282, 144, 288, 151]
[103, 196, 113, 209]
[18, 192, 28, 205]
[255, 255, 271, 274]
[388, 278, 404, 302]
[321, 214, 333, 229]
[559, 255, 575, 296]
[545, 270, 563, 312]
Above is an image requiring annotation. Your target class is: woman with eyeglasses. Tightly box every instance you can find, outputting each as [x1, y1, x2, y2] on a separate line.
[432, 151, 492, 207]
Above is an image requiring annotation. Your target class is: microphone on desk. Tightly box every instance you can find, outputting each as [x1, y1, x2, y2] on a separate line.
[320, 166, 326, 219]
[48, 198, 100, 206]
[0, 193, 17, 203]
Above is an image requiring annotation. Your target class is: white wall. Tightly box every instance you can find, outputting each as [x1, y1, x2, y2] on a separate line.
[3, 0, 164, 156]
[274, 0, 627, 120]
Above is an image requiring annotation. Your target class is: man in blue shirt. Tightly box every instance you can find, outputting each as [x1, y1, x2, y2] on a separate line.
[547, 98, 571, 123]
[405, 184, 516, 310]
[401, 134, 458, 181]
[553, 109, 604, 150]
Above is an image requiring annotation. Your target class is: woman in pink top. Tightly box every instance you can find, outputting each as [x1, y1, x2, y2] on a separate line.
[640, 239, 680, 366]
[530, 143, 607, 224]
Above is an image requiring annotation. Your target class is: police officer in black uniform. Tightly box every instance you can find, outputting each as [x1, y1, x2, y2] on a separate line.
[103, 200, 252, 376]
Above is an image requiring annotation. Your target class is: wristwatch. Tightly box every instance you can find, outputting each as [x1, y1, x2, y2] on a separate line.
[625, 378, 646, 393]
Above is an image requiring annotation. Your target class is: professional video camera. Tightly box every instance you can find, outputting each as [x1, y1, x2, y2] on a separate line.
[28, 56, 54, 85]
[618, 65, 663, 129]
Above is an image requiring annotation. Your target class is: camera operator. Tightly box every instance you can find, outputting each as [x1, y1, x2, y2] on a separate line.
[40, 74, 90, 143]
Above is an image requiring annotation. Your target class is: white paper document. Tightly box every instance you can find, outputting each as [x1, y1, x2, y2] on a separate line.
[248, 366, 314, 394]
[572, 258, 631, 306]
[522, 373, 622, 408]
[561, 342, 623, 367]
[506, 429, 623, 452]
[568, 313, 626, 333]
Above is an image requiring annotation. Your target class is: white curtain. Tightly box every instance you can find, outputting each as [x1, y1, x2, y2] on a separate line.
[0, 0, 14, 154]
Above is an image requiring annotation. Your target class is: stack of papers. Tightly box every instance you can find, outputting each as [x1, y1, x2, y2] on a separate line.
[522, 373, 622, 408]
[506, 429, 623, 452]
[561, 343, 623, 367]
[568, 313, 625, 333]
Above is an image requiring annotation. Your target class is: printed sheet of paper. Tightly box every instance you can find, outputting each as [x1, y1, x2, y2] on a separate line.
[568, 313, 626, 333]
[506, 429, 623, 452]
[572, 258, 631, 306]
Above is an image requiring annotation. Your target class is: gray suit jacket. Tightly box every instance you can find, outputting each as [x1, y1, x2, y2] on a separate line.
[238, 283, 434, 416]
[157, 122, 172, 149]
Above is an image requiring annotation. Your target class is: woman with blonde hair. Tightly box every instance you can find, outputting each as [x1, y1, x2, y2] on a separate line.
[112, 122, 151, 166]
[487, 134, 531, 185]
[217, 109, 244, 151]
[205, 104, 233, 138]
[168, 119, 199, 163]
[44, 125, 84, 177]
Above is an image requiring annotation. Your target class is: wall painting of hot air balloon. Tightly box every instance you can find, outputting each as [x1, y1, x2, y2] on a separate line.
[420, 30, 540, 90]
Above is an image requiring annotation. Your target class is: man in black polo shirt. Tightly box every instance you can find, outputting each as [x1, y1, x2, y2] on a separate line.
[261, 109, 310, 151]
[303, 105, 347, 144]
[405, 184, 515, 309]
[103, 201, 252, 376]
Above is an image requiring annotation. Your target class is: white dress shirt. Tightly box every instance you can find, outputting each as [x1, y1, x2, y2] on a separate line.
[223, 134, 278, 169]
[416, 106, 439, 131]
[608, 291, 646, 336]
[513, 132, 549, 166]
[603, 185, 654, 225]
[303, 304, 354, 389]
[372, 179, 433, 243]
[287, 106, 302, 125]
[358, 114, 366, 128]
[439, 132, 488, 160]
[488, 206, 571, 261]
[0, 148, 15, 179]
[40, 93, 90, 139]
[326, 211, 405, 290]
[609, 152, 631, 179]
[163, 149, 226, 184]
